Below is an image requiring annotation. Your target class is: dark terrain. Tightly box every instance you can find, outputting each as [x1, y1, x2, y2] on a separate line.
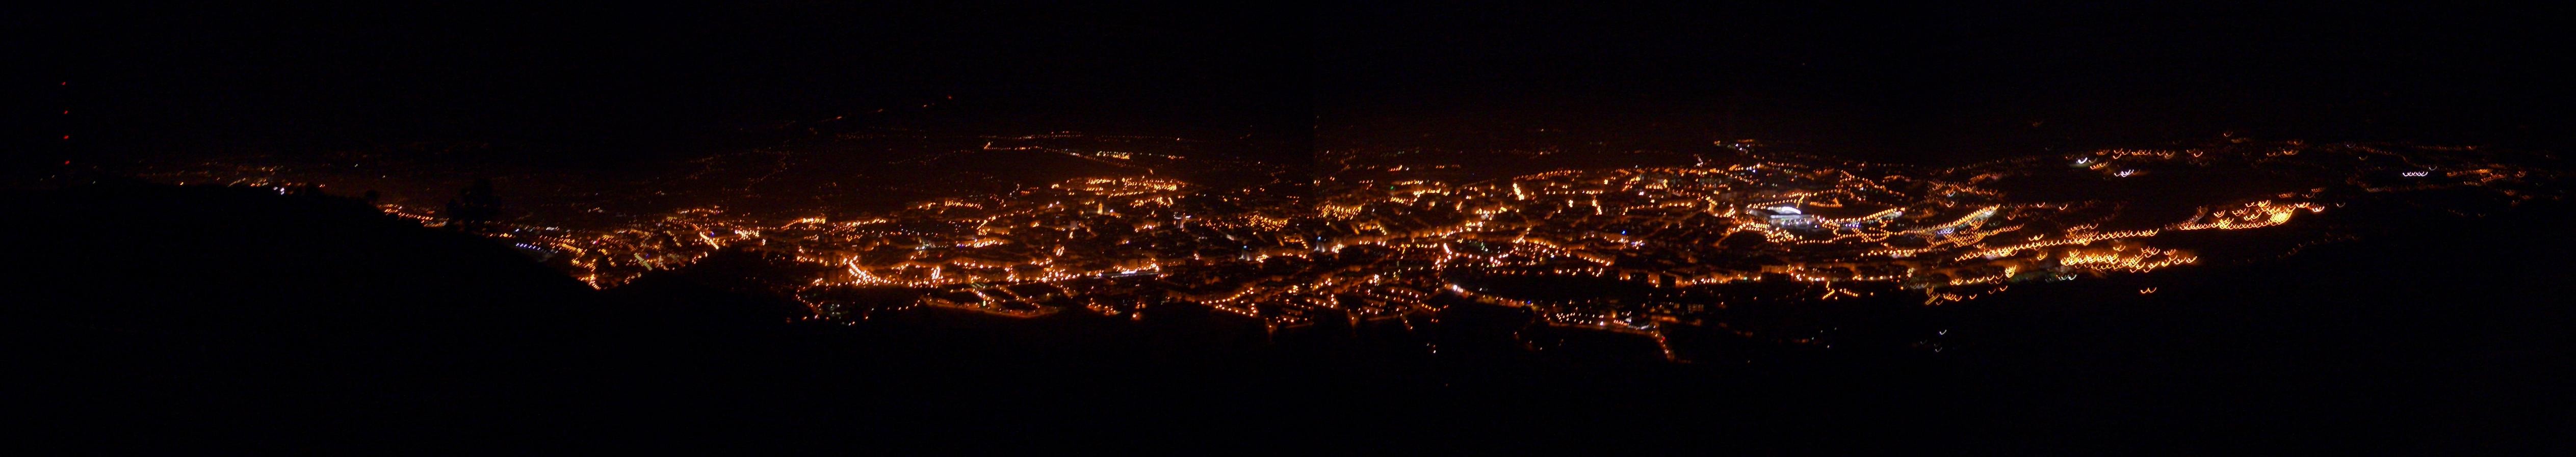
[6, 182, 2567, 453]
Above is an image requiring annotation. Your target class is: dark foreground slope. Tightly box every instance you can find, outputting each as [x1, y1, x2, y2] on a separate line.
[1, 185, 607, 451]
[5, 184, 2570, 454]
[1935, 202, 2576, 455]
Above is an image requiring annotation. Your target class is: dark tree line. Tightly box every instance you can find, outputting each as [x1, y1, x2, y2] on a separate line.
[446, 177, 501, 233]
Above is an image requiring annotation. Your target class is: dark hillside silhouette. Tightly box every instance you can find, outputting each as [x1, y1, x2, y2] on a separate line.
[4, 183, 2568, 453]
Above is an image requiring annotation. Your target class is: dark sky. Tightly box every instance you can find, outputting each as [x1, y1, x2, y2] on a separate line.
[1318, 3, 2575, 163]
[16, 3, 2571, 166]
[21, 3, 1306, 162]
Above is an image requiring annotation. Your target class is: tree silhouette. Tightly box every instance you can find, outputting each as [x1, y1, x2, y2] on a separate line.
[445, 178, 501, 233]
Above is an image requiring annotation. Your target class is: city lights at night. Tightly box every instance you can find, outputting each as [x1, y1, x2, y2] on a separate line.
[11, 2, 2572, 453]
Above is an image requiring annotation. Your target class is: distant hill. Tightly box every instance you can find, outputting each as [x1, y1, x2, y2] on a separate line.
[2, 184, 596, 340]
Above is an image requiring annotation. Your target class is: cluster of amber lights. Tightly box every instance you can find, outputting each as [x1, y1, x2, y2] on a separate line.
[347, 140, 2547, 360]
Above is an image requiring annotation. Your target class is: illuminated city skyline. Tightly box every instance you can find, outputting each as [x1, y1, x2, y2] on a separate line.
[127, 134, 2556, 362]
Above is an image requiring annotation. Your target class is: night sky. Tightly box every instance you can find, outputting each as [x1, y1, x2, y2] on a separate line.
[1320, 3, 2573, 163]
[18, 3, 2570, 165]
[23, 3, 1307, 163]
